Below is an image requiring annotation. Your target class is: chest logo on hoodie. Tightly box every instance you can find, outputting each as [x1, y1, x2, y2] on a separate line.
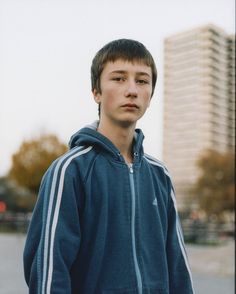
[152, 198, 157, 206]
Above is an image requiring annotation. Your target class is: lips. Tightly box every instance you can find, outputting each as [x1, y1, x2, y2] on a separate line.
[122, 103, 139, 109]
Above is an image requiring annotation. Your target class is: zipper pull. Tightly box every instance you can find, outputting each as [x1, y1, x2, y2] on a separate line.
[129, 164, 134, 174]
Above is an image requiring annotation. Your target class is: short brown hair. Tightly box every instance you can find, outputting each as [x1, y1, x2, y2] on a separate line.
[91, 39, 157, 97]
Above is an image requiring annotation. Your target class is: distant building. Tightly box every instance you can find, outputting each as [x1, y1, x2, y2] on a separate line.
[163, 24, 235, 209]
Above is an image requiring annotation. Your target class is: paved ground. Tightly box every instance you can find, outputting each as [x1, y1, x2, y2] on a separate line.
[187, 240, 234, 276]
[186, 240, 234, 293]
[0, 233, 234, 294]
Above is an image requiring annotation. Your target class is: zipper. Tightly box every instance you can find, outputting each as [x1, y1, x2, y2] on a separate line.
[128, 164, 143, 294]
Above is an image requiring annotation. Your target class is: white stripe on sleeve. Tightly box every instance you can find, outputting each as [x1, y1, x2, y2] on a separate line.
[41, 146, 92, 294]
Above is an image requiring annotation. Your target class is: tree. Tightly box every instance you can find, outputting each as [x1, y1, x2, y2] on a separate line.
[191, 149, 235, 219]
[8, 134, 68, 195]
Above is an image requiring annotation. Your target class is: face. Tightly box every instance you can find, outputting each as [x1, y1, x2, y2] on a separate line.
[93, 59, 152, 127]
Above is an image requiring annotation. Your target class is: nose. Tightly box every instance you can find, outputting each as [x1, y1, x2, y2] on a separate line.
[124, 79, 138, 98]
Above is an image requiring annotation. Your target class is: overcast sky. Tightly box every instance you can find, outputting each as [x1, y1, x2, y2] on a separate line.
[0, 0, 235, 176]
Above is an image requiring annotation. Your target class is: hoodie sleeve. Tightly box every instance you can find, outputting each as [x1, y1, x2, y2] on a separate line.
[23, 159, 82, 294]
[166, 185, 195, 294]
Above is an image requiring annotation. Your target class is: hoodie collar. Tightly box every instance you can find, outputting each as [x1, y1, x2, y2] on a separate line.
[69, 121, 145, 163]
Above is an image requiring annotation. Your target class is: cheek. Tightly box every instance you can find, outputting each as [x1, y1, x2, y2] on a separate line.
[143, 91, 152, 106]
[101, 91, 116, 110]
[102, 86, 121, 105]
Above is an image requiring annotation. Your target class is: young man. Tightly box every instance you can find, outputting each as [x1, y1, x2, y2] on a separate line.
[24, 39, 195, 294]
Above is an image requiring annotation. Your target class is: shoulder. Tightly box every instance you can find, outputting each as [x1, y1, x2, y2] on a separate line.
[143, 154, 176, 202]
[143, 153, 171, 180]
[45, 145, 94, 181]
[55, 145, 93, 167]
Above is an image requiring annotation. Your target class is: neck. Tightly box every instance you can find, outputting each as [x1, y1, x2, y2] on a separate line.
[97, 120, 136, 164]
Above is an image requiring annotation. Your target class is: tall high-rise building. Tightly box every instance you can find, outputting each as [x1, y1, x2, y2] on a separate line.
[163, 24, 235, 209]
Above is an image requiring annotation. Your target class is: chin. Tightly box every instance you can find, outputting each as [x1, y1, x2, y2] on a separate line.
[117, 116, 140, 128]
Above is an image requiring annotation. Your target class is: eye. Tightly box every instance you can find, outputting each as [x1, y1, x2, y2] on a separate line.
[136, 79, 149, 84]
[112, 77, 126, 82]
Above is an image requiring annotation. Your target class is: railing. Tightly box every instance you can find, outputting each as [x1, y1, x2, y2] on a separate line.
[181, 219, 234, 245]
[0, 212, 31, 233]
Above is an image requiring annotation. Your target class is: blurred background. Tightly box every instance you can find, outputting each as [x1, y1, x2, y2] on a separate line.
[0, 0, 235, 293]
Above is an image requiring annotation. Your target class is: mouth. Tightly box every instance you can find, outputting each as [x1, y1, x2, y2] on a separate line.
[121, 103, 139, 109]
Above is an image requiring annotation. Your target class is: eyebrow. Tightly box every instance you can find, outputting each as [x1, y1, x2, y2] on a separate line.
[110, 70, 151, 77]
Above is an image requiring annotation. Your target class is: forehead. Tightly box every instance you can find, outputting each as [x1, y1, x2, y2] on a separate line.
[102, 59, 152, 76]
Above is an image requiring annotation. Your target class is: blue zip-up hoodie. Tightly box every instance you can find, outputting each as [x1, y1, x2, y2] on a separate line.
[23, 121, 194, 294]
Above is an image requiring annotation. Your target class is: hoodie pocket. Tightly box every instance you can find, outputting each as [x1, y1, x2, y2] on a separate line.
[145, 289, 168, 294]
[102, 290, 136, 294]
[102, 288, 168, 294]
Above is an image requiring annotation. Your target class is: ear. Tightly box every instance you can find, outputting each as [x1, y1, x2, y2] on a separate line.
[93, 89, 101, 104]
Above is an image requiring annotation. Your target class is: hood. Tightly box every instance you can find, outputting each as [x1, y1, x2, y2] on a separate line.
[69, 121, 145, 162]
